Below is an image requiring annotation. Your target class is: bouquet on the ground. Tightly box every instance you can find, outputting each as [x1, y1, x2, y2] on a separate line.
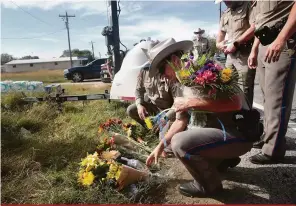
[167, 53, 242, 128]
[98, 118, 153, 155]
[78, 151, 149, 190]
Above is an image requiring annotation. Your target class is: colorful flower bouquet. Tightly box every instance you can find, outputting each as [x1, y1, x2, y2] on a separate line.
[168, 53, 241, 99]
[168, 53, 242, 128]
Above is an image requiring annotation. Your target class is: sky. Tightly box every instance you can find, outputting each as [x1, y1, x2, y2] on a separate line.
[1, 0, 226, 59]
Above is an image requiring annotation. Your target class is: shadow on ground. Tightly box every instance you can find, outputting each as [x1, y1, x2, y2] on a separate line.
[218, 166, 296, 204]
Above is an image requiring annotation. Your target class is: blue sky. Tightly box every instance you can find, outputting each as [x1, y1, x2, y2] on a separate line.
[1, 0, 226, 59]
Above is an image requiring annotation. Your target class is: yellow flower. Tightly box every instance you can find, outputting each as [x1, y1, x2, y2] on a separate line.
[81, 152, 99, 169]
[78, 170, 95, 186]
[221, 68, 232, 83]
[106, 163, 122, 181]
[131, 120, 137, 126]
[178, 69, 191, 79]
[98, 127, 103, 134]
[127, 127, 132, 137]
[144, 117, 153, 129]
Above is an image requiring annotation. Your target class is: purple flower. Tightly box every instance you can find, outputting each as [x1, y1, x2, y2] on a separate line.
[189, 55, 194, 60]
[185, 61, 191, 69]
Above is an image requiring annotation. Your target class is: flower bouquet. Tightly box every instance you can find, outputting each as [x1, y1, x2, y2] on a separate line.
[168, 53, 242, 128]
[78, 151, 149, 190]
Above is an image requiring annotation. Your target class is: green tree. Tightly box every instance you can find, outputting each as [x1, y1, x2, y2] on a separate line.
[1, 53, 15, 65]
[20, 55, 39, 60]
[60, 49, 92, 58]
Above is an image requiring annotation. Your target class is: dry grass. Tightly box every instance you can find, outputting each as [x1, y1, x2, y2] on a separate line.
[1, 70, 67, 83]
[1, 89, 163, 204]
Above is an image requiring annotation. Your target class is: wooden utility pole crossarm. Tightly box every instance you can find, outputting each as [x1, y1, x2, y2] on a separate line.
[59, 12, 75, 67]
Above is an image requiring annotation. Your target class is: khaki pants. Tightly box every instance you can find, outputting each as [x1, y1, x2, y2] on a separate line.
[226, 52, 256, 107]
[171, 127, 252, 192]
[257, 44, 296, 157]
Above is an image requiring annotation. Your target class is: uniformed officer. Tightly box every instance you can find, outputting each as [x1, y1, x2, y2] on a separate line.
[126, 39, 184, 128]
[248, 0, 296, 164]
[216, 0, 256, 107]
[191, 28, 210, 58]
[145, 39, 254, 197]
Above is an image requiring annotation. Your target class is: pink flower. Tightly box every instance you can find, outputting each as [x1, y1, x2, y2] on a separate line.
[194, 74, 205, 85]
[214, 63, 223, 71]
[208, 87, 217, 96]
[201, 70, 217, 83]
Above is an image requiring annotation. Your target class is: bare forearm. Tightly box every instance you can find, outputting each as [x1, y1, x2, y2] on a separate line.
[187, 95, 242, 113]
[161, 117, 188, 145]
[237, 24, 255, 44]
[251, 37, 260, 52]
[216, 30, 226, 45]
[277, 3, 296, 41]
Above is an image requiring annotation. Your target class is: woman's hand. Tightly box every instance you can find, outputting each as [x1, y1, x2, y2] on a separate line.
[174, 97, 191, 112]
[146, 142, 164, 167]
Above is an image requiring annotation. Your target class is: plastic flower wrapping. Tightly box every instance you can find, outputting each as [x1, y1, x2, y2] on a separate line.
[167, 53, 242, 128]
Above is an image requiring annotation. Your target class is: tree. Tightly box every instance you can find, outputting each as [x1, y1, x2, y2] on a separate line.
[20, 55, 39, 60]
[60, 49, 92, 58]
[1, 53, 15, 65]
[204, 34, 220, 57]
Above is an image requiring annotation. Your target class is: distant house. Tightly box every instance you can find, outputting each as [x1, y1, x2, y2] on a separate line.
[4, 57, 88, 73]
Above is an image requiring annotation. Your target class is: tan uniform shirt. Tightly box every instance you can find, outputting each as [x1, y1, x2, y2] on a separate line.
[135, 69, 179, 110]
[251, 0, 295, 30]
[192, 37, 209, 55]
[220, 2, 253, 41]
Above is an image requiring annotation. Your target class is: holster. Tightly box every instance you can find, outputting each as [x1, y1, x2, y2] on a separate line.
[232, 109, 263, 142]
[254, 17, 289, 46]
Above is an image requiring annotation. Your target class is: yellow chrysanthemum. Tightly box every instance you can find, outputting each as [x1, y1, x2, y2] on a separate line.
[78, 170, 95, 186]
[131, 120, 137, 125]
[178, 69, 191, 79]
[144, 117, 153, 129]
[106, 163, 122, 180]
[81, 152, 99, 168]
[127, 127, 132, 137]
[221, 68, 232, 83]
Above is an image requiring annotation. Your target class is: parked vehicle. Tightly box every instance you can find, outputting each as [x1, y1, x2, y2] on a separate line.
[64, 58, 107, 82]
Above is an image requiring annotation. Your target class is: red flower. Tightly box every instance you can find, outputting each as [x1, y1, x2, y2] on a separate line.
[202, 70, 217, 83]
[194, 74, 205, 85]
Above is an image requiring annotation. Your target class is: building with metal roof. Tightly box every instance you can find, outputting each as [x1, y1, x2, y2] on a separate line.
[4, 57, 88, 73]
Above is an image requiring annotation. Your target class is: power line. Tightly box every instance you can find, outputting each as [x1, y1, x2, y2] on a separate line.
[1, 28, 66, 39]
[10, 0, 54, 27]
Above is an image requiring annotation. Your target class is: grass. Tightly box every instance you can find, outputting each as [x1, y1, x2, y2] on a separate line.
[1, 70, 67, 83]
[1, 87, 164, 204]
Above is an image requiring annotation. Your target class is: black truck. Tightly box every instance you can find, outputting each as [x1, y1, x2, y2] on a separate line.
[64, 58, 107, 82]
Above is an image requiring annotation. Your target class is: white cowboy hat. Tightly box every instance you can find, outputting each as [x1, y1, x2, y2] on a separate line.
[194, 28, 205, 34]
[215, 0, 223, 4]
[142, 38, 193, 78]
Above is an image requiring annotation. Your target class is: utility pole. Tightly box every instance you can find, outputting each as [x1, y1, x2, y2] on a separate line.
[59, 11, 75, 67]
[90, 41, 95, 59]
[219, 2, 222, 20]
[99, 52, 102, 58]
[110, 0, 121, 75]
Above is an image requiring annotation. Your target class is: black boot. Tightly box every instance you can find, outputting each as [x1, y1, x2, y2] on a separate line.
[250, 152, 284, 164]
[178, 181, 223, 198]
[252, 140, 264, 149]
[217, 157, 241, 173]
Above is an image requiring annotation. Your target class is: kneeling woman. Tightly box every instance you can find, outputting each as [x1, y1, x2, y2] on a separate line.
[145, 41, 253, 197]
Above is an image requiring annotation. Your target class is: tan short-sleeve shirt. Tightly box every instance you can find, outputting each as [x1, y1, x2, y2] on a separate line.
[220, 2, 253, 41]
[252, 0, 295, 30]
